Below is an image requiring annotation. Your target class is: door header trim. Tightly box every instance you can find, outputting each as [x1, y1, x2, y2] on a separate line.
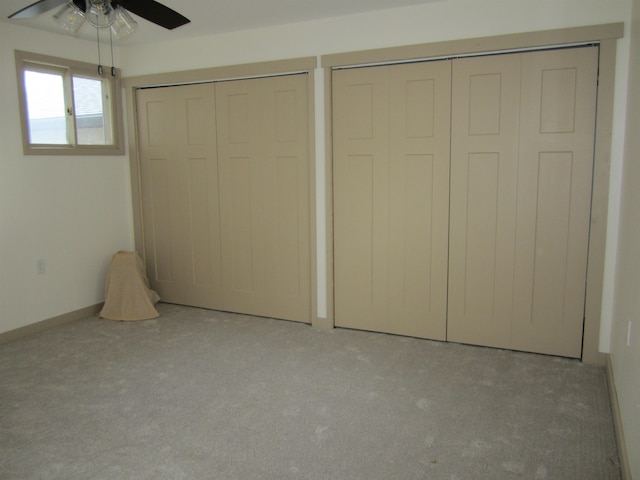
[321, 23, 623, 68]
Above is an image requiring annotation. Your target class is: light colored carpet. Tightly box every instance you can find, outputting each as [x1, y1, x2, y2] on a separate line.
[0, 303, 621, 479]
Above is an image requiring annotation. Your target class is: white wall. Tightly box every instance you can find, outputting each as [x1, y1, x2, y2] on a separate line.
[0, 24, 134, 334]
[122, 0, 631, 347]
[610, 0, 640, 475]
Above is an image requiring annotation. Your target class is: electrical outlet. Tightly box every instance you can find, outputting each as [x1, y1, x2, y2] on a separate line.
[36, 259, 46, 275]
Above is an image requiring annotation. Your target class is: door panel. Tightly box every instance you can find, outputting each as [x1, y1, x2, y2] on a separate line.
[333, 65, 390, 332]
[138, 76, 310, 322]
[262, 76, 311, 321]
[137, 83, 222, 309]
[148, 157, 177, 286]
[448, 54, 522, 349]
[511, 47, 598, 357]
[388, 62, 451, 340]
[177, 85, 223, 309]
[333, 61, 451, 340]
[216, 74, 310, 322]
[448, 47, 598, 357]
[137, 87, 185, 304]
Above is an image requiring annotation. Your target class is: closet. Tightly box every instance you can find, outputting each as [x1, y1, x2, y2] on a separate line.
[136, 74, 311, 322]
[333, 46, 598, 358]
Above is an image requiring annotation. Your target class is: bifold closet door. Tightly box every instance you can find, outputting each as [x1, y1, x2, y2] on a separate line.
[448, 47, 598, 358]
[511, 47, 598, 357]
[333, 61, 451, 339]
[215, 74, 311, 322]
[136, 83, 223, 309]
[447, 54, 522, 350]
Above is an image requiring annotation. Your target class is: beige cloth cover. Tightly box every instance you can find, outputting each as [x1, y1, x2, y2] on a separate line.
[99, 251, 160, 321]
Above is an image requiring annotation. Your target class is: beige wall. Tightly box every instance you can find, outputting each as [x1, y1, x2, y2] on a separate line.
[0, 24, 134, 334]
[611, 0, 640, 476]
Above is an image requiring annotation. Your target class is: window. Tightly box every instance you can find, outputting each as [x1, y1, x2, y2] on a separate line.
[15, 50, 124, 155]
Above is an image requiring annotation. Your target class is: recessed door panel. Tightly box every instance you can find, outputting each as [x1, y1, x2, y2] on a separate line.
[464, 153, 500, 317]
[187, 157, 216, 288]
[228, 156, 260, 293]
[148, 157, 176, 284]
[274, 155, 302, 297]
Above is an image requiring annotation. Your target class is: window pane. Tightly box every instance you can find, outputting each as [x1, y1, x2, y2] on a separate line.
[24, 70, 68, 144]
[73, 76, 112, 145]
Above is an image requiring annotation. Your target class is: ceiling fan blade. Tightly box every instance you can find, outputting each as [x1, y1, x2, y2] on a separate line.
[114, 0, 190, 29]
[8, 0, 67, 18]
[72, 0, 86, 13]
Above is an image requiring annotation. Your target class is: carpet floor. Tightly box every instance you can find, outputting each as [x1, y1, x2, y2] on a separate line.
[0, 303, 621, 479]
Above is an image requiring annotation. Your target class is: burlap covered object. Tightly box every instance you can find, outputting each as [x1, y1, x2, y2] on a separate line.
[99, 251, 160, 321]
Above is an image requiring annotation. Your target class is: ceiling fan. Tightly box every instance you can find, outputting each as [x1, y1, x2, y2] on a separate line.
[8, 0, 190, 30]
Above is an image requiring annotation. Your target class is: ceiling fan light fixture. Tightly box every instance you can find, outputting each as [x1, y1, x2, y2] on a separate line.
[111, 6, 137, 39]
[53, 1, 86, 35]
[85, 0, 116, 28]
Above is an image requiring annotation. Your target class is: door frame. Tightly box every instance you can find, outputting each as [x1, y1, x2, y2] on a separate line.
[123, 56, 319, 324]
[321, 23, 624, 364]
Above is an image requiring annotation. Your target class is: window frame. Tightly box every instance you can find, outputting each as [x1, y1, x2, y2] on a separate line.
[15, 50, 125, 156]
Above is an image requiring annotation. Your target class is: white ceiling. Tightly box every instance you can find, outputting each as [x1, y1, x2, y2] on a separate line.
[2, 0, 443, 45]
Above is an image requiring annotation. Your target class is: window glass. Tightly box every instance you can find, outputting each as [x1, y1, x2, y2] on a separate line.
[24, 70, 68, 144]
[73, 76, 112, 145]
[15, 50, 124, 155]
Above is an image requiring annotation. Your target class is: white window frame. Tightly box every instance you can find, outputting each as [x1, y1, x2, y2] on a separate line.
[15, 50, 125, 156]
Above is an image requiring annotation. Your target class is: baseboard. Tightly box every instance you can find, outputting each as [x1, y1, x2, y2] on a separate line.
[605, 353, 633, 480]
[312, 314, 334, 330]
[0, 304, 103, 345]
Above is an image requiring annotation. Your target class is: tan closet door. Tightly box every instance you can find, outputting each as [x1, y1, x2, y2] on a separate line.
[389, 62, 451, 339]
[512, 47, 598, 357]
[137, 83, 223, 309]
[448, 54, 522, 349]
[333, 65, 390, 333]
[215, 74, 310, 322]
[333, 61, 451, 339]
[448, 47, 597, 358]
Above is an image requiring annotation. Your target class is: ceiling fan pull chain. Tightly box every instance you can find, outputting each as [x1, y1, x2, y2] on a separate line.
[96, 26, 103, 76]
[109, 27, 116, 77]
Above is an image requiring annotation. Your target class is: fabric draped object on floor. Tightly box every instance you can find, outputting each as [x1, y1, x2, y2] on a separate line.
[99, 251, 160, 321]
